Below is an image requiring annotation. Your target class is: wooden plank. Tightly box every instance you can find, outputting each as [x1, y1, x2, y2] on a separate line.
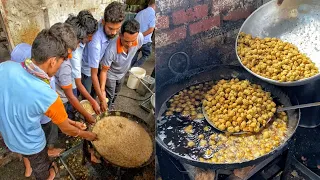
[0, 0, 14, 51]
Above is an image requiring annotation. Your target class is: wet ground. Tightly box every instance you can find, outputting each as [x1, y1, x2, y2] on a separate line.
[0, 56, 155, 180]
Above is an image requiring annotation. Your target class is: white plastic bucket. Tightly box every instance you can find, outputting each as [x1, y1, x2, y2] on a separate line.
[127, 67, 146, 89]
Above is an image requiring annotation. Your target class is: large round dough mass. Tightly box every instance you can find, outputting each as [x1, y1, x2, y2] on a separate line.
[92, 116, 153, 168]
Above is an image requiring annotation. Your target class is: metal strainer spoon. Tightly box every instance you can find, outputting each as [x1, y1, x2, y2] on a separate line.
[203, 101, 320, 135]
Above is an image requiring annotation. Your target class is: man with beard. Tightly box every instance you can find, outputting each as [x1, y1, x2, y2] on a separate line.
[81, 1, 125, 112]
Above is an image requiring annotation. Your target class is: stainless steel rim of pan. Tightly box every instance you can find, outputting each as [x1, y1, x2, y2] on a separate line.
[235, 0, 320, 86]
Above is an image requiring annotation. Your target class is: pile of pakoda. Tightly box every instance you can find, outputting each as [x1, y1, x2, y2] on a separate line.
[203, 79, 276, 133]
[237, 32, 318, 82]
[165, 82, 212, 120]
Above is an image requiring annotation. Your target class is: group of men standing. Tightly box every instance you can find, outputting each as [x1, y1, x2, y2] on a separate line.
[0, 0, 155, 179]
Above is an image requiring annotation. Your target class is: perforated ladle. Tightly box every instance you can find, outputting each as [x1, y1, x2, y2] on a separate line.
[203, 101, 320, 135]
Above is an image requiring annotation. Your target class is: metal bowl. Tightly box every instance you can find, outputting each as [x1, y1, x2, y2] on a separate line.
[80, 98, 109, 115]
[236, 0, 320, 86]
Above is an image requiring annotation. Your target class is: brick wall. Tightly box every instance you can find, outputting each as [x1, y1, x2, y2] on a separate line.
[155, 0, 270, 86]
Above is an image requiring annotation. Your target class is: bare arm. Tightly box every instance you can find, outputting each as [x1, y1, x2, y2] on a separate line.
[75, 78, 101, 114]
[64, 87, 96, 124]
[57, 118, 96, 141]
[45, 97, 96, 141]
[91, 68, 103, 101]
[142, 27, 155, 37]
[68, 119, 87, 130]
[75, 78, 96, 103]
[91, 68, 107, 112]
[99, 68, 108, 93]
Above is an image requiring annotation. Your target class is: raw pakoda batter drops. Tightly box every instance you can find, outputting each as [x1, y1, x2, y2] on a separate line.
[237, 32, 318, 82]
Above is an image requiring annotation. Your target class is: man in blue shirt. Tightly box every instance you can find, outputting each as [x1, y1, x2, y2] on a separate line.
[11, 43, 65, 177]
[0, 23, 97, 180]
[81, 1, 125, 112]
[67, 10, 99, 107]
[131, 0, 156, 67]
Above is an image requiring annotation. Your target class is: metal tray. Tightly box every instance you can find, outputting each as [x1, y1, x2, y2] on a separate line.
[236, 0, 320, 86]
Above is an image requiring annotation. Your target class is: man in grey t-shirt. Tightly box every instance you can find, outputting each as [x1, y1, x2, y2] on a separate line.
[55, 60, 73, 104]
[100, 19, 143, 108]
[53, 22, 96, 125]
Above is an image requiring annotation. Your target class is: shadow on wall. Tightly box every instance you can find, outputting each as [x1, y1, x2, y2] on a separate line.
[155, 0, 267, 86]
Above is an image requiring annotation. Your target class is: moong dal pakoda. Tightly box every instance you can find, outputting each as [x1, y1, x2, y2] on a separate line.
[163, 80, 289, 163]
[237, 32, 318, 82]
[203, 79, 276, 133]
[189, 113, 288, 163]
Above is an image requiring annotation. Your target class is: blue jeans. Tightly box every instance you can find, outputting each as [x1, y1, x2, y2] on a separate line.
[72, 88, 79, 97]
[131, 42, 152, 67]
[64, 102, 75, 120]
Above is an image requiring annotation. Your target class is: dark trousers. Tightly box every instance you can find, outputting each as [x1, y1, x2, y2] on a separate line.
[64, 102, 75, 120]
[81, 69, 103, 99]
[41, 121, 58, 147]
[151, 68, 155, 78]
[23, 147, 51, 180]
[81, 73, 93, 95]
[72, 88, 79, 97]
[106, 77, 125, 107]
[131, 42, 152, 67]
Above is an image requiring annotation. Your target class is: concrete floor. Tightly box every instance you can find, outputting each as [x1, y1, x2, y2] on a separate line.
[0, 56, 155, 179]
[115, 59, 155, 123]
